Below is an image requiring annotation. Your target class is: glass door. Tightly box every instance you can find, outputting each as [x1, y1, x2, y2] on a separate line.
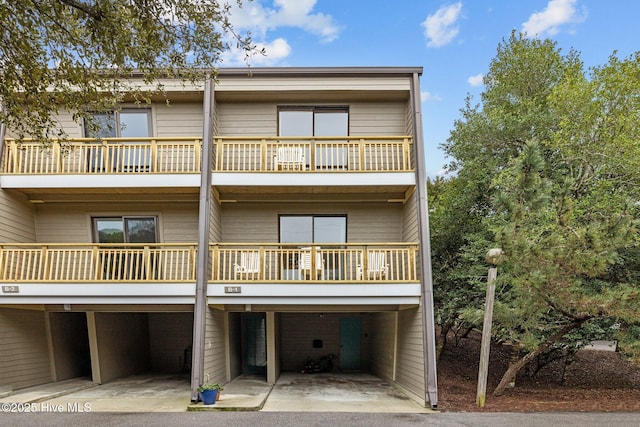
[279, 215, 346, 280]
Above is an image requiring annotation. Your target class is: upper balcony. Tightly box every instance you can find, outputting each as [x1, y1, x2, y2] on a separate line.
[0, 135, 415, 193]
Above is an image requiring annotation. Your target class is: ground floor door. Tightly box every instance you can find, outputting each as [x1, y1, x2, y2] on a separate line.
[243, 313, 267, 375]
[340, 318, 361, 371]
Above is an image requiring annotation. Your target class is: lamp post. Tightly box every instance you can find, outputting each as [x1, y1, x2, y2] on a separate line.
[476, 248, 503, 407]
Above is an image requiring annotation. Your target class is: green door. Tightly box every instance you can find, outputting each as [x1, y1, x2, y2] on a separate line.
[243, 313, 267, 375]
[340, 318, 361, 371]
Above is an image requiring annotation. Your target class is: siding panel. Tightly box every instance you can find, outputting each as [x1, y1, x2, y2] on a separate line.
[395, 307, 425, 399]
[222, 203, 402, 243]
[0, 190, 36, 242]
[203, 307, 226, 384]
[0, 308, 51, 390]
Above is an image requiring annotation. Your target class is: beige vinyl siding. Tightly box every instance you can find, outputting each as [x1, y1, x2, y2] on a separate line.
[227, 312, 242, 380]
[48, 312, 90, 381]
[92, 313, 150, 383]
[369, 312, 396, 382]
[349, 102, 407, 136]
[0, 190, 36, 242]
[148, 313, 193, 373]
[221, 202, 403, 243]
[216, 103, 276, 136]
[209, 196, 222, 243]
[395, 307, 425, 399]
[34, 201, 198, 243]
[216, 101, 409, 136]
[155, 103, 203, 137]
[203, 306, 226, 384]
[0, 308, 51, 390]
[402, 192, 419, 242]
[4, 110, 82, 139]
[279, 313, 371, 372]
[405, 99, 416, 170]
[215, 76, 412, 93]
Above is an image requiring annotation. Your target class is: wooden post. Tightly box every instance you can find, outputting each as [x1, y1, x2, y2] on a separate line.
[476, 261, 499, 407]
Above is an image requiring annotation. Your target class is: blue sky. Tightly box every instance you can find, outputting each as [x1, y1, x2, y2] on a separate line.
[224, 0, 640, 177]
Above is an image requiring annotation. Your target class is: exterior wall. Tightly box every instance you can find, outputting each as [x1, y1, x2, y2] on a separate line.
[278, 313, 371, 372]
[34, 200, 198, 243]
[203, 307, 226, 384]
[48, 312, 91, 381]
[402, 192, 419, 242]
[216, 101, 408, 136]
[0, 308, 51, 390]
[154, 102, 203, 137]
[227, 312, 242, 380]
[221, 202, 403, 243]
[93, 312, 150, 383]
[148, 312, 193, 373]
[395, 307, 425, 400]
[209, 196, 222, 243]
[0, 190, 36, 242]
[369, 312, 396, 382]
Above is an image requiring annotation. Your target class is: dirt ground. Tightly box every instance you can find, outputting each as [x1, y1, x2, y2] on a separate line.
[436, 330, 640, 412]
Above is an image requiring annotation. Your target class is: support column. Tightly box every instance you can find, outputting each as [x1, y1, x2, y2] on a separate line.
[411, 72, 438, 408]
[266, 312, 277, 385]
[86, 312, 101, 384]
[191, 75, 215, 401]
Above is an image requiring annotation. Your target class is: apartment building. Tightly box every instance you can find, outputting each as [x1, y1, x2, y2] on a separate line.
[0, 67, 438, 407]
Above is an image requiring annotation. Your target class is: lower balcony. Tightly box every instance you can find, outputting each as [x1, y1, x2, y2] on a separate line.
[0, 243, 422, 305]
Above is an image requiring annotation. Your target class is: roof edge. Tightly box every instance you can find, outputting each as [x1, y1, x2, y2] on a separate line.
[214, 66, 423, 77]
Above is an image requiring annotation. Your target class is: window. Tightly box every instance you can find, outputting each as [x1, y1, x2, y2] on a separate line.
[278, 107, 348, 169]
[93, 216, 158, 280]
[279, 215, 347, 280]
[93, 216, 157, 244]
[84, 110, 152, 172]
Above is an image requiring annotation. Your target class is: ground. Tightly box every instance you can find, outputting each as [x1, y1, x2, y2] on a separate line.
[436, 330, 640, 412]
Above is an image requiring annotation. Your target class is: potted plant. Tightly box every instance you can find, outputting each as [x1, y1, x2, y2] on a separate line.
[197, 383, 222, 405]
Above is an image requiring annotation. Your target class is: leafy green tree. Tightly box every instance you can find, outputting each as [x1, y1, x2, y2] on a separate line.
[434, 32, 640, 395]
[0, 0, 260, 141]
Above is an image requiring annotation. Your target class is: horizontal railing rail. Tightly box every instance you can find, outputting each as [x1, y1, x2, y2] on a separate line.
[214, 136, 413, 172]
[2, 135, 413, 175]
[2, 137, 202, 174]
[211, 242, 420, 283]
[0, 243, 197, 282]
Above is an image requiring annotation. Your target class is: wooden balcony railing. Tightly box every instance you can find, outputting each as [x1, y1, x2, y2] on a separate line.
[0, 242, 419, 284]
[2, 137, 202, 174]
[0, 243, 197, 282]
[211, 243, 420, 283]
[214, 136, 413, 172]
[2, 136, 413, 175]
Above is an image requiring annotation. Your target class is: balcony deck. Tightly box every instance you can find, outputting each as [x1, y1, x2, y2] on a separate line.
[1, 136, 413, 175]
[0, 243, 420, 305]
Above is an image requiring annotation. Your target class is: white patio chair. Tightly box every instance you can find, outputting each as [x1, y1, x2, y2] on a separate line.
[298, 247, 324, 279]
[273, 146, 306, 170]
[233, 251, 260, 278]
[357, 251, 389, 280]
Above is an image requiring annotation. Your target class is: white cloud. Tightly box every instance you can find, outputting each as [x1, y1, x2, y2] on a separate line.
[522, 0, 587, 37]
[229, 0, 341, 43]
[467, 73, 484, 87]
[422, 91, 443, 102]
[422, 2, 463, 48]
[221, 38, 292, 66]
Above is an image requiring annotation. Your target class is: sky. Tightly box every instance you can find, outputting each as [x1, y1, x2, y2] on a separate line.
[222, 0, 640, 177]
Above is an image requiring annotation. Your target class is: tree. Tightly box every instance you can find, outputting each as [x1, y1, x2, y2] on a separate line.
[0, 0, 261, 141]
[434, 32, 640, 396]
